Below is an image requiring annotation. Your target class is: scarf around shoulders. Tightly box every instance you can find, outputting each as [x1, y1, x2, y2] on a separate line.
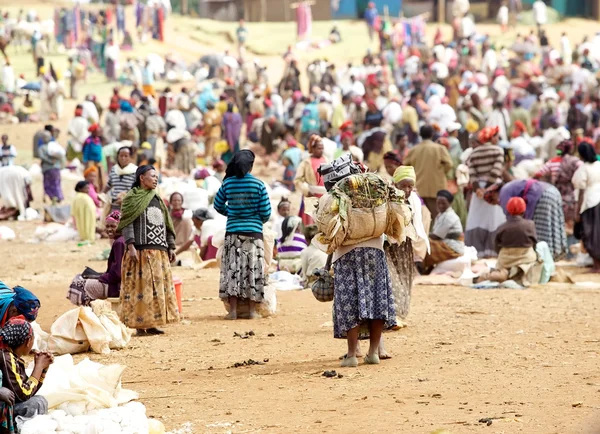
[114, 163, 138, 176]
[117, 187, 175, 239]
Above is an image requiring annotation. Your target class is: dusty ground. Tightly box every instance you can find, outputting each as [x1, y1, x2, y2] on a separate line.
[4, 3, 600, 433]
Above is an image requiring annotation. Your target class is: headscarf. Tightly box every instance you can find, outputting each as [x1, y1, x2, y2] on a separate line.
[105, 210, 121, 224]
[478, 126, 499, 144]
[393, 166, 416, 183]
[437, 189, 454, 203]
[507, 197, 527, 216]
[340, 130, 354, 142]
[75, 180, 89, 192]
[511, 120, 526, 138]
[225, 150, 255, 179]
[120, 100, 134, 113]
[83, 166, 98, 178]
[465, 119, 479, 133]
[282, 147, 302, 168]
[0, 282, 40, 326]
[557, 140, 574, 156]
[280, 216, 302, 244]
[578, 142, 597, 163]
[88, 123, 100, 134]
[383, 150, 402, 164]
[0, 316, 33, 350]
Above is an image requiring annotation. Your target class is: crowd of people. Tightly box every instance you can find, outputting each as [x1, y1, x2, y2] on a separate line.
[1, 0, 600, 380]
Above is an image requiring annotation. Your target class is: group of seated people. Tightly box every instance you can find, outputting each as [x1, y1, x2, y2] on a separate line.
[0, 281, 51, 431]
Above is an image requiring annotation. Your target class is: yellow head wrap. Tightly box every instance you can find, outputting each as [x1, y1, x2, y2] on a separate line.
[393, 166, 416, 183]
[465, 119, 479, 134]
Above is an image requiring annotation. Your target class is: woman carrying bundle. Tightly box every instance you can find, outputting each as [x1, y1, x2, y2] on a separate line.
[118, 165, 179, 335]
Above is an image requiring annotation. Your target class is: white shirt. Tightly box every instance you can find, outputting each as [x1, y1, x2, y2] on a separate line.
[165, 109, 187, 130]
[572, 161, 600, 214]
[497, 6, 508, 24]
[533, 1, 547, 25]
[81, 101, 99, 124]
[482, 49, 498, 76]
[561, 36, 572, 64]
[350, 80, 365, 97]
[461, 16, 475, 38]
[383, 101, 402, 125]
[2, 65, 14, 93]
[431, 61, 449, 80]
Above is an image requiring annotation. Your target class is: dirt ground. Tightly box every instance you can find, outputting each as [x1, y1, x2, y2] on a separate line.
[4, 3, 600, 433]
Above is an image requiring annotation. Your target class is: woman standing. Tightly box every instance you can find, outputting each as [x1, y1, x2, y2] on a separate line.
[105, 147, 137, 211]
[214, 150, 271, 320]
[572, 143, 600, 272]
[222, 102, 242, 164]
[38, 131, 65, 203]
[117, 165, 179, 335]
[534, 140, 582, 235]
[294, 135, 327, 226]
[465, 127, 506, 258]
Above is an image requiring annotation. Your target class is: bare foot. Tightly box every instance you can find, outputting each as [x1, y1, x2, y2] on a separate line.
[378, 350, 392, 360]
[248, 311, 262, 320]
[224, 312, 237, 320]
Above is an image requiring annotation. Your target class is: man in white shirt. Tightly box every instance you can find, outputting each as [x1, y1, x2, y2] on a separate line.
[532, 0, 547, 32]
[383, 97, 402, 129]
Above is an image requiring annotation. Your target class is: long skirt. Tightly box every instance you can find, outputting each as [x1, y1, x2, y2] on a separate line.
[465, 195, 506, 258]
[106, 58, 116, 80]
[120, 249, 179, 329]
[43, 168, 64, 202]
[67, 275, 108, 306]
[219, 234, 265, 303]
[532, 186, 567, 259]
[332, 248, 396, 339]
[385, 239, 413, 320]
[582, 203, 600, 261]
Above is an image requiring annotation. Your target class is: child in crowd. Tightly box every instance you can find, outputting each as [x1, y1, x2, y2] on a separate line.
[273, 198, 291, 241]
[1, 135, 17, 167]
[300, 224, 328, 288]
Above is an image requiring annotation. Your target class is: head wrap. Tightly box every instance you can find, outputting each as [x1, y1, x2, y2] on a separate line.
[88, 123, 100, 134]
[393, 166, 416, 183]
[437, 189, 454, 203]
[83, 166, 98, 178]
[12, 286, 40, 322]
[0, 316, 33, 349]
[512, 120, 526, 138]
[212, 159, 225, 169]
[578, 142, 597, 163]
[478, 126, 499, 144]
[120, 100, 133, 113]
[507, 197, 527, 216]
[192, 208, 213, 221]
[105, 210, 121, 223]
[557, 140, 574, 156]
[109, 101, 119, 111]
[280, 216, 302, 244]
[225, 150, 255, 179]
[132, 165, 154, 188]
[383, 150, 402, 164]
[75, 180, 89, 192]
[465, 119, 479, 134]
[194, 168, 211, 180]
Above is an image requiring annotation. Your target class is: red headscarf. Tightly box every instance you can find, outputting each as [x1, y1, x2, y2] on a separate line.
[478, 126, 499, 144]
[88, 123, 100, 133]
[512, 120, 526, 138]
[341, 130, 354, 142]
[507, 197, 527, 216]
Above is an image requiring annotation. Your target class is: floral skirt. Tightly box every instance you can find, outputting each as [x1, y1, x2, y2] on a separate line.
[120, 249, 179, 329]
[219, 234, 265, 303]
[332, 248, 396, 339]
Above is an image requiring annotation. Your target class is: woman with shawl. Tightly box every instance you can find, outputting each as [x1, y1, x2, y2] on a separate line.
[465, 127, 507, 258]
[214, 150, 271, 320]
[169, 192, 193, 249]
[276, 216, 307, 273]
[0, 282, 40, 327]
[222, 102, 242, 164]
[534, 140, 582, 235]
[294, 135, 327, 226]
[572, 143, 600, 272]
[67, 211, 126, 306]
[71, 181, 96, 243]
[118, 165, 179, 335]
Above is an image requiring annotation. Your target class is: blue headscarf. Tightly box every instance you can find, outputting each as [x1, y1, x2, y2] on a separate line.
[119, 100, 134, 113]
[0, 281, 40, 325]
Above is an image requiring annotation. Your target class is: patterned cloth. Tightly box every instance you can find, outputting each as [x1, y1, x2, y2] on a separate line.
[581, 203, 600, 260]
[385, 239, 413, 320]
[120, 249, 179, 329]
[219, 234, 265, 303]
[532, 186, 567, 259]
[67, 275, 108, 306]
[42, 168, 63, 202]
[332, 248, 396, 339]
[0, 317, 32, 349]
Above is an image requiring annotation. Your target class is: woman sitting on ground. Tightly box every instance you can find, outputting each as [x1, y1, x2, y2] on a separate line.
[67, 211, 125, 306]
[174, 208, 218, 261]
[169, 192, 193, 250]
[0, 317, 53, 426]
[300, 224, 327, 288]
[276, 216, 307, 273]
[71, 181, 97, 243]
[422, 190, 465, 273]
[478, 197, 541, 287]
[0, 282, 41, 327]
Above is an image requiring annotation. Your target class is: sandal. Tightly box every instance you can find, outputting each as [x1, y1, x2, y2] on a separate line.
[364, 354, 380, 365]
[340, 355, 358, 368]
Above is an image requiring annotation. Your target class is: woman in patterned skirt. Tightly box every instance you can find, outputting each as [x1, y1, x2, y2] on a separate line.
[118, 165, 179, 335]
[214, 150, 271, 320]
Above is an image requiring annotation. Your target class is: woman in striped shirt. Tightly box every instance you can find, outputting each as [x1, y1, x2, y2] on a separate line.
[104, 146, 138, 211]
[214, 150, 271, 320]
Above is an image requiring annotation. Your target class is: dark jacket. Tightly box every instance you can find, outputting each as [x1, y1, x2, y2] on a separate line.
[494, 216, 538, 253]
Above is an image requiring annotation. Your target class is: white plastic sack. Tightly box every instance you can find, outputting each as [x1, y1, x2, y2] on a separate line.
[18, 207, 40, 222]
[431, 246, 478, 275]
[91, 300, 133, 350]
[47, 141, 66, 158]
[0, 226, 15, 240]
[47, 308, 91, 355]
[31, 223, 79, 243]
[31, 321, 49, 352]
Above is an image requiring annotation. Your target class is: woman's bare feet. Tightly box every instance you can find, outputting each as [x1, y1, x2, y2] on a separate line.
[248, 311, 262, 319]
[224, 312, 237, 320]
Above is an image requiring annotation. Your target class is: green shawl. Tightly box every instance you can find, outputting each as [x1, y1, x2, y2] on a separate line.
[117, 187, 176, 239]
